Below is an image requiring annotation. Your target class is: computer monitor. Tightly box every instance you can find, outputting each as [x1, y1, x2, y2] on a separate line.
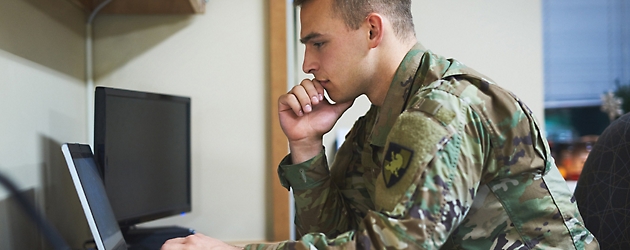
[94, 86, 191, 230]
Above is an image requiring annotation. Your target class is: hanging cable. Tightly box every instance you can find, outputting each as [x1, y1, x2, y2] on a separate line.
[88, 0, 113, 24]
[86, 0, 113, 147]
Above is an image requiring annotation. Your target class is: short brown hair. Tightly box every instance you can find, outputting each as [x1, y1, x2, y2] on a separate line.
[295, 0, 415, 40]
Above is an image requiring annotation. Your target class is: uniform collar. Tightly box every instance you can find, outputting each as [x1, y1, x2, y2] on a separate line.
[368, 43, 452, 147]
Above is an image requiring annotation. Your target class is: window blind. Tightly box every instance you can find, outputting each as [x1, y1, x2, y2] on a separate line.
[543, 0, 629, 108]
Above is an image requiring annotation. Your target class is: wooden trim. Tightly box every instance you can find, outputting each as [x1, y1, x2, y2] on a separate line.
[269, 0, 290, 242]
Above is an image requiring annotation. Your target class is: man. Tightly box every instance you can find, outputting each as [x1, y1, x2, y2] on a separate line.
[163, 0, 599, 249]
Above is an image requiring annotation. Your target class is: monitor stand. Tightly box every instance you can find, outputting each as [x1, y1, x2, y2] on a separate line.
[122, 225, 195, 250]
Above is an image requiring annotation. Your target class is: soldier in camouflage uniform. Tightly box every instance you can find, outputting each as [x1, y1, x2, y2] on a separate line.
[162, 0, 598, 249]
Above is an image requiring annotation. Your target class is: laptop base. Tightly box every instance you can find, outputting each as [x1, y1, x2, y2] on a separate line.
[123, 226, 195, 250]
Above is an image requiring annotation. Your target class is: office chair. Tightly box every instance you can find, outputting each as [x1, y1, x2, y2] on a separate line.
[574, 112, 630, 249]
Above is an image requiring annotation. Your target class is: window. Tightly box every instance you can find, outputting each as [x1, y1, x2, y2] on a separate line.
[543, 0, 629, 108]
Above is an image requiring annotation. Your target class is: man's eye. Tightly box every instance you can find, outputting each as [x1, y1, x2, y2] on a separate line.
[313, 42, 324, 48]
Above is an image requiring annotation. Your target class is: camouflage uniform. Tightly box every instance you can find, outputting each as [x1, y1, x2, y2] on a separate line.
[246, 44, 599, 249]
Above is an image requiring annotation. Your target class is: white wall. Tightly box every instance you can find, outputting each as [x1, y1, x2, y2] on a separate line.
[93, 0, 268, 242]
[414, 0, 544, 118]
[0, 0, 90, 249]
[305, 0, 545, 154]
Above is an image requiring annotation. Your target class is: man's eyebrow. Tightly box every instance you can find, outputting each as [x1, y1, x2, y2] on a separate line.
[300, 32, 322, 44]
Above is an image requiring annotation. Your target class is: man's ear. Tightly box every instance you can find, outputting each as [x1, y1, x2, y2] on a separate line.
[366, 13, 384, 48]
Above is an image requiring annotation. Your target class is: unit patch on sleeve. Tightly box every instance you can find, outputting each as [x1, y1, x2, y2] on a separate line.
[383, 143, 414, 188]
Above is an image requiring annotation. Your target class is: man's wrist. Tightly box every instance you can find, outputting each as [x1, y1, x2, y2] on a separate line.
[288, 138, 323, 164]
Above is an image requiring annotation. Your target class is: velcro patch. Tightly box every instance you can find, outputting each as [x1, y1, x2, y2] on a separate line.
[410, 98, 456, 125]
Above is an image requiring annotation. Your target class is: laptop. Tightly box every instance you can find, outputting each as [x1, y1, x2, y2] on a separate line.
[62, 143, 128, 250]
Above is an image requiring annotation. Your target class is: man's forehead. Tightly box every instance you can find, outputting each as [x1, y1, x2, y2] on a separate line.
[300, 0, 331, 13]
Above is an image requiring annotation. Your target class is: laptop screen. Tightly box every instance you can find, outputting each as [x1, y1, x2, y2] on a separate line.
[62, 143, 127, 250]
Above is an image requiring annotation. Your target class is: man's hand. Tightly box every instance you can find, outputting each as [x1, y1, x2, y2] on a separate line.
[278, 79, 353, 163]
[161, 233, 242, 250]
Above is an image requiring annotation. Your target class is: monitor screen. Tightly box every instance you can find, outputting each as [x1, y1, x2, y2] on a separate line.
[94, 86, 191, 228]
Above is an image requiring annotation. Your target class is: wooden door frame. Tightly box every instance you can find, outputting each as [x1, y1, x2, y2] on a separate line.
[268, 0, 291, 241]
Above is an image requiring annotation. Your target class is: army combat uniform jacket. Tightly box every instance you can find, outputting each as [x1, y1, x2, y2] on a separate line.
[246, 44, 599, 249]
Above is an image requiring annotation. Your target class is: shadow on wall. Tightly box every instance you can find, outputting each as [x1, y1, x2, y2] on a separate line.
[93, 14, 193, 80]
[21, 0, 88, 34]
[0, 188, 41, 249]
[0, 137, 91, 250]
[0, 0, 194, 82]
[0, 0, 86, 80]
[40, 136, 91, 250]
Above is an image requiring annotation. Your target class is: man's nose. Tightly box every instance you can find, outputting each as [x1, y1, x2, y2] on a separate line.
[302, 50, 318, 74]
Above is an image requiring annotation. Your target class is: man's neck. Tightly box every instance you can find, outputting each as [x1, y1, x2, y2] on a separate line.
[368, 39, 417, 106]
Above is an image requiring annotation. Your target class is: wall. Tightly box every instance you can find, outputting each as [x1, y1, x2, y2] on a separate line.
[0, 0, 90, 249]
[307, 0, 545, 155]
[92, 0, 268, 242]
[414, 0, 544, 117]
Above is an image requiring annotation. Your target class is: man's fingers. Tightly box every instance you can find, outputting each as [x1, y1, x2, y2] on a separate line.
[161, 233, 241, 250]
[301, 79, 323, 106]
[279, 93, 304, 116]
[278, 79, 329, 117]
[290, 84, 313, 113]
[311, 79, 325, 102]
